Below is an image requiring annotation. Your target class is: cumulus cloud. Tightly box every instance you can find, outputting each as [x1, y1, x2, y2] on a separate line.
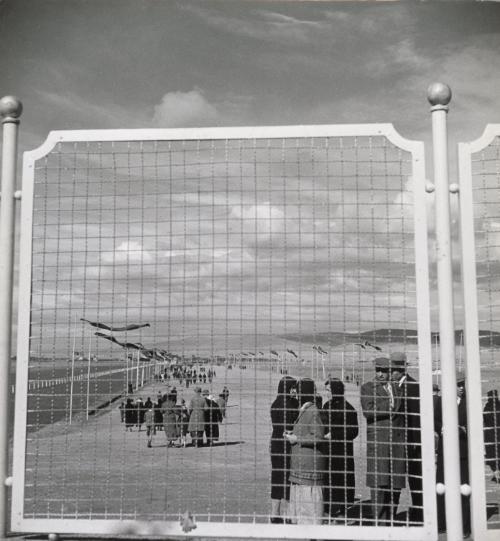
[153, 89, 218, 127]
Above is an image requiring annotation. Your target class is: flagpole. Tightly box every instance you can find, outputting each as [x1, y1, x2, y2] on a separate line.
[321, 353, 326, 380]
[86, 332, 92, 420]
[135, 348, 140, 389]
[311, 347, 314, 379]
[125, 349, 129, 394]
[341, 351, 345, 382]
[69, 314, 77, 424]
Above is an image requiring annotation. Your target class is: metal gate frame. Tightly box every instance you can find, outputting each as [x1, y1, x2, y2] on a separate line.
[7, 123, 438, 539]
[458, 124, 500, 541]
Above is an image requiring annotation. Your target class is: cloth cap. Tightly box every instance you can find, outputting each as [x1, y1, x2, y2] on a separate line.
[456, 373, 466, 386]
[390, 351, 407, 368]
[373, 357, 390, 369]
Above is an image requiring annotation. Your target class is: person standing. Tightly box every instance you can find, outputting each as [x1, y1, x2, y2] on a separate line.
[360, 356, 402, 524]
[222, 385, 230, 405]
[484, 389, 500, 482]
[390, 351, 423, 524]
[285, 378, 326, 525]
[216, 392, 227, 419]
[188, 387, 207, 447]
[203, 390, 222, 446]
[124, 398, 135, 431]
[322, 378, 359, 520]
[145, 407, 155, 448]
[162, 393, 179, 447]
[269, 376, 299, 523]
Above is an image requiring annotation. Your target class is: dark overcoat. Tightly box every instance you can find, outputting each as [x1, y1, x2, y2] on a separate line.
[392, 374, 422, 496]
[321, 398, 359, 513]
[204, 398, 222, 440]
[270, 395, 299, 500]
[483, 398, 500, 472]
[360, 379, 405, 488]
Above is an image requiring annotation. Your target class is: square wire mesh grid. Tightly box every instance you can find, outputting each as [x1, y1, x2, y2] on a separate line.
[19, 134, 428, 527]
[471, 135, 500, 530]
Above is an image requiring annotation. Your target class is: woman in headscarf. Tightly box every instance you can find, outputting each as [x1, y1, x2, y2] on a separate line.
[322, 377, 359, 520]
[285, 378, 327, 525]
[269, 376, 298, 523]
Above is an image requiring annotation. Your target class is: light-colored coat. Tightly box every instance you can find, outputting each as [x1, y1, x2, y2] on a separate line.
[289, 402, 327, 486]
[360, 379, 405, 488]
[187, 394, 207, 432]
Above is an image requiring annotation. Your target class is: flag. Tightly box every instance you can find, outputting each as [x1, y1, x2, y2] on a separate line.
[95, 332, 124, 346]
[317, 346, 328, 355]
[366, 341, 382, 351]
[355, 342, 366, 350]
[312, 345, 318, 351]
[270, 350, 279, 357]
[286, 348, 298, 358]
[81, 318, 150, 331]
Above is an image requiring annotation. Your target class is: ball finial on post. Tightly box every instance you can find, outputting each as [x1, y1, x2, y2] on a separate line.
[0, 96, 23, 124]
[427, 83, 452, 108]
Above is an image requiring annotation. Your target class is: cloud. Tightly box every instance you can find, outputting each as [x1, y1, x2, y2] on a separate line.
[152, 89, 218, 127]
[181, 4, 329, 45]
[102, 241, 153, 264]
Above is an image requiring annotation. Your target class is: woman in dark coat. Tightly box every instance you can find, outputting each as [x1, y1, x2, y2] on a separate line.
[269, 376, 298, 523]
[124, 398, 136, 431]
[322, 378, 359, 518]
[203, 391, 222, 445]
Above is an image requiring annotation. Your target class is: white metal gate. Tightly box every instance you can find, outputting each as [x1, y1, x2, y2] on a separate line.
[9, 124, 438, 539]
[459, 124, 500, 540]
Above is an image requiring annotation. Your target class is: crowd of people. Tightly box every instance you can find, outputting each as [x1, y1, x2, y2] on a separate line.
[119, 383, 230, 448]
[269, 351, 500, 533]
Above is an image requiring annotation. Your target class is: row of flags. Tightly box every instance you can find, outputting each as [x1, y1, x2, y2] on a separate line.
[80, 318, 382, 362]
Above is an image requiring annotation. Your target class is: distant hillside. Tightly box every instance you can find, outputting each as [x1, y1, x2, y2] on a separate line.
[280, 329, 500, 348]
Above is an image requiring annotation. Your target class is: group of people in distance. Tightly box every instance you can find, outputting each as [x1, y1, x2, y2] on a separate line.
[120, 385, 230, 448]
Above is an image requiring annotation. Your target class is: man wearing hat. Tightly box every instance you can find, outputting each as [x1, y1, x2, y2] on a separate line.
[390, 351, 423, 524]
[360, 356, 402, 524]
[188, 386, 206, 447]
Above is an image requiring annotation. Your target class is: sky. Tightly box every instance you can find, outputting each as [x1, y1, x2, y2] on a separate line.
[1, 0, 500, 358]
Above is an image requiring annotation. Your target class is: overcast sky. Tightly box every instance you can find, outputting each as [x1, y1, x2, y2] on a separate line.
[1, 0, 499, 357]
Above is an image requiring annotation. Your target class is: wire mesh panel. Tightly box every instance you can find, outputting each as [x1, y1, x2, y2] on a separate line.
[12, 125, 435, 539]
[459, 125, 500, 540]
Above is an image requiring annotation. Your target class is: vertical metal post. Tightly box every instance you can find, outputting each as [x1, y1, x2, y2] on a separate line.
[0, 96, 22, 537]
[428, 83, 463, 540]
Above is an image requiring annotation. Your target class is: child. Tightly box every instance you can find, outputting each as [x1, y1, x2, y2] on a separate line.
[145, 407, 155, 448]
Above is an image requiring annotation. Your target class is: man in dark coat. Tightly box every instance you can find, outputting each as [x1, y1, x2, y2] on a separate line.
[202, 390, 222, 445]
[269, 376, 298, 523]
[188, 386, 206, 447]
[322, 378, 359, 519]
[483, 389, 500, 482]
[435, 376, 471, 536]
[390, 352, 423, 524]
[360, 356, 403, 524]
